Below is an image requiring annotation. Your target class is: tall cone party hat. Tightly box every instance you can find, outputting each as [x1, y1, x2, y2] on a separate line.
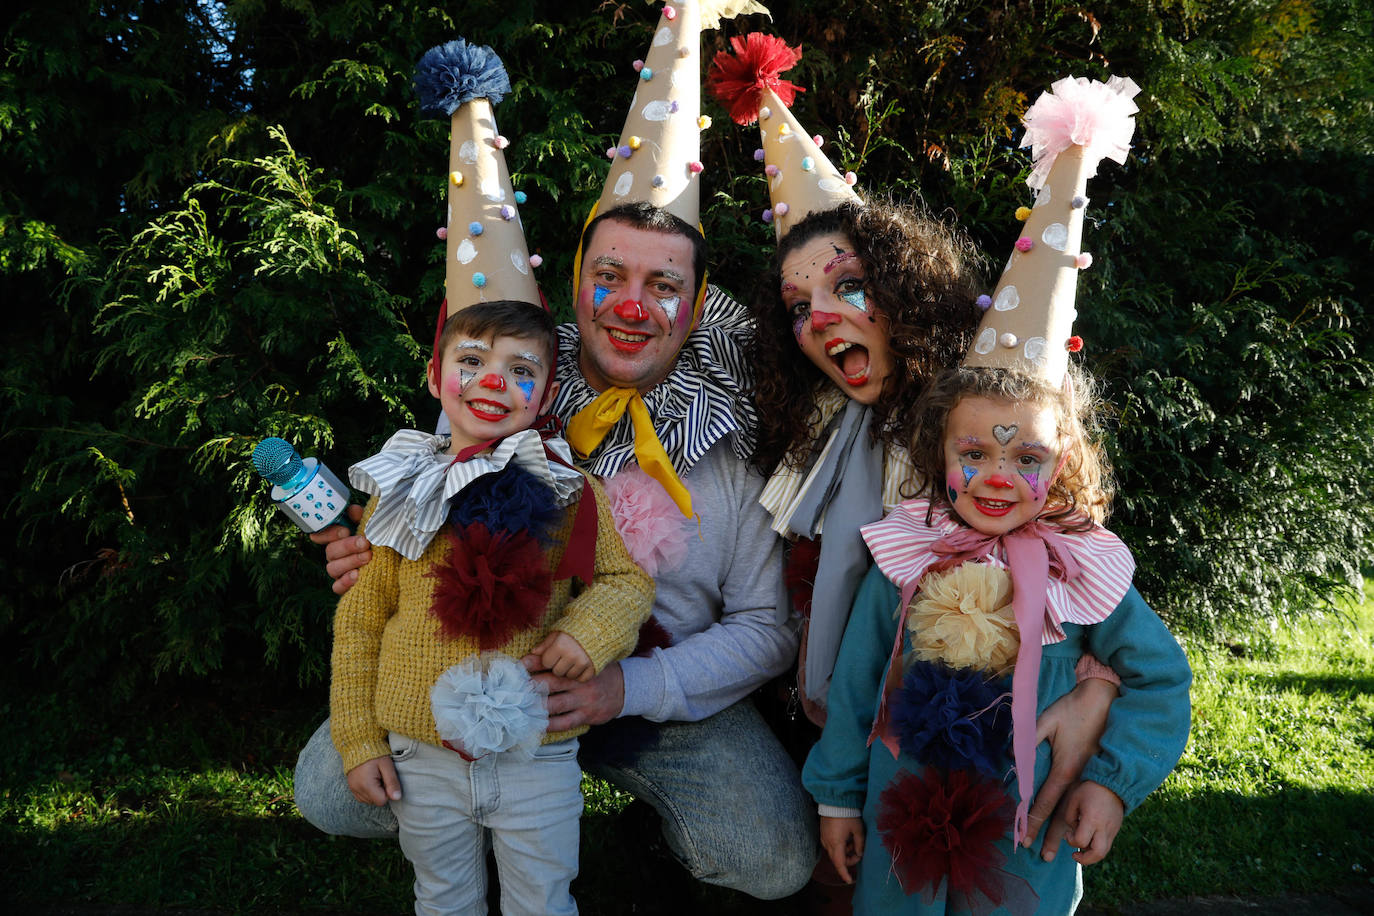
[708, 32, 861, 240]
[576, 0, 768, 321]
[966, 75, 1140, 385]
[415, 38, 541, 359]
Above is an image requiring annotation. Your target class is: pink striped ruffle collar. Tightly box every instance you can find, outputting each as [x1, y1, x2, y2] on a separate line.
[860, 497, 1135, 644]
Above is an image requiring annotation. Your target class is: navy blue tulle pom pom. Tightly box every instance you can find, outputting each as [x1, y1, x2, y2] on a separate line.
[448, 464, 559, 542]
[415, 38, 511, 116]
[891, 661, 1012, 777]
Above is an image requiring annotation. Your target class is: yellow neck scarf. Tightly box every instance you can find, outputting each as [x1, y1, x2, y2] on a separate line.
[565, 387, 693, 518]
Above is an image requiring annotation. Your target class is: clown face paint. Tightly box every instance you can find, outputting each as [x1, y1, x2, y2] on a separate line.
[780, 231, 892, 406]
[942, 395, 1061, 536]
[428, 332, 553, 454]
[574, 219, 698, 394]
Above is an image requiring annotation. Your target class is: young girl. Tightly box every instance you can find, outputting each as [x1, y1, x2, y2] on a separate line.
[802, 365, 1192, 913]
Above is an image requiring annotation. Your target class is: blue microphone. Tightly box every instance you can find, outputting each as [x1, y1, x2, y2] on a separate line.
[252, 437, 350, 533]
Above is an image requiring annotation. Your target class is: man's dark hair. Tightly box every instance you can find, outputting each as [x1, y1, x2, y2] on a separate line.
[580, 201, 707, 296]
[437, 300, 557, 366]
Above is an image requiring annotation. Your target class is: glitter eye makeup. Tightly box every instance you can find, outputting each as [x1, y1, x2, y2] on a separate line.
[840, 288, 868, 312]
[452, 369, 477, 393]
[961, 463, 977, 488]
[516, 379, 536, 403]
[455, 339, 490, 351]
[792, 314, 806, 342]
[657, 295, 681, 323]
[593, 285, 611, 308]
[823, 252, 857, 273]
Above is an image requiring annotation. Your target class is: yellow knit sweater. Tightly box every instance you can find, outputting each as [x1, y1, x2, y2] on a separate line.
[330, 470, 654, 772]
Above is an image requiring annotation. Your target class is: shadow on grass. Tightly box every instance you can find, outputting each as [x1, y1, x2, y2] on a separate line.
[1245, 670, 1374, 698]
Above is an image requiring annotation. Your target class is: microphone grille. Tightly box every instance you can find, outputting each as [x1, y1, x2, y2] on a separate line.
[252, 437, 304, 486]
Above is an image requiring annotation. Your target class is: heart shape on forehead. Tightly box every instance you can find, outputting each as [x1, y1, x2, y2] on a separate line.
[992, 424, 1018, 445]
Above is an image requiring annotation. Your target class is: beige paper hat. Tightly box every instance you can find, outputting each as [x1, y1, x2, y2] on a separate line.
[415, 38, 540, 343]
[966, 75, 1140, 384]
[708, 32, 861, 240]
[576, 1, 769, 321]
[594, 2, 767, 223]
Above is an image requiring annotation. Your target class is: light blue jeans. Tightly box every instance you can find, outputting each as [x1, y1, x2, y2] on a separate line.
[386, 733, 581, 916]
[294, 700, 817, 900]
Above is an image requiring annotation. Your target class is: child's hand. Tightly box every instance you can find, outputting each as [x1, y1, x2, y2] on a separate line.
[1050, 780, 1124, 865]
[819, 815, 864, 884]
[346, 755, 401, 807]
[527, 631, 594, 682]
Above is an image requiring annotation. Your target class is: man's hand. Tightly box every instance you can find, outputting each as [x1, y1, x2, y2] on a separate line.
[527, 631, 594, 682]
[345, 755, 401, 806]
[818, 815, 865, 885]
[309, 505, 369, 595]
[1052, 781, 1124, 865]
[1024, 675, 1115, 856]
[525, 660, 625, 732]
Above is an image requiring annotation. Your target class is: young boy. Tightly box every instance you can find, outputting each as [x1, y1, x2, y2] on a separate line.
[330, 300, 654, 915]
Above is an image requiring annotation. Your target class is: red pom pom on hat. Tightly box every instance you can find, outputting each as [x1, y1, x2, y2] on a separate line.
[707, 33, 805, 126]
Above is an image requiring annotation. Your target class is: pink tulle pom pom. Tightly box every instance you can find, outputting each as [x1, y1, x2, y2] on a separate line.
[603, 466, 692, 577]
[1020, 75, 1140, 190]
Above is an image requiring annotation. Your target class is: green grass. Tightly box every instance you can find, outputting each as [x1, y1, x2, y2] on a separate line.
[4, 595, 1372, 913]
[1081, 593, 1374, 909]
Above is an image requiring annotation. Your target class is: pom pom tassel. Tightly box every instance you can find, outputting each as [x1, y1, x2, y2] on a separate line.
[707, 32, 805, 126]
[431, 655, 548, 759]
[1020, 75, 1140, 190]
[415, 38, 512, 117]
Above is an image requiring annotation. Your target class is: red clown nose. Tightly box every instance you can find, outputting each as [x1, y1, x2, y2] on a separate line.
[985, 473, 1014, 489]
[811, 309, 841, 331]
[479, 373, 506, 392]
[613, 299, 650, 322]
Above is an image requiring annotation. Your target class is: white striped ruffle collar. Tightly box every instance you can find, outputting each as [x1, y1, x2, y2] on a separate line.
[860, 497, 1137, 645]
[550, 285, 758, 479]
[348, 428, 583, 560]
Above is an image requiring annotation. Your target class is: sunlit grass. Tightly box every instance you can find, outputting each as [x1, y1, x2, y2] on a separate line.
[1082, 594, 1374, 907]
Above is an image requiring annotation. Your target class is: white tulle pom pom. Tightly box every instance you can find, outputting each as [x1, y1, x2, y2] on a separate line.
[431, 655, 548, 759]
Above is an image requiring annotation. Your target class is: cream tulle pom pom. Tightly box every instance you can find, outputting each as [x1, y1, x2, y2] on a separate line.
[906, 563, 1020, 677]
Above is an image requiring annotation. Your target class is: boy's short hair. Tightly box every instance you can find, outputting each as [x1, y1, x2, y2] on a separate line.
[436, 300, 558, 367]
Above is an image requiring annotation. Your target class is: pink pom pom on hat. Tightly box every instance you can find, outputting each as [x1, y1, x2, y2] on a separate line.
[966, 74, 1139, 386]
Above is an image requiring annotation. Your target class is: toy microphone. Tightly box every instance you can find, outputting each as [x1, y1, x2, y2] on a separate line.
[252, 437, 350, 533]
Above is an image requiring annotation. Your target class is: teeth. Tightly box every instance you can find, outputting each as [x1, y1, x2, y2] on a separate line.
[609, 329, 649, 342]
[826, 340, 854, 357]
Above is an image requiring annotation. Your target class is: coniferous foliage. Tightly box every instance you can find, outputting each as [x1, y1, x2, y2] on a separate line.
[1, 0, 1370, 689]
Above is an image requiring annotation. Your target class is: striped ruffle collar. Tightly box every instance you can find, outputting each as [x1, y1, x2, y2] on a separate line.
[551, 285, 758, 479]
[348, 428, 583, 560]
[861, 497, 1136, 645]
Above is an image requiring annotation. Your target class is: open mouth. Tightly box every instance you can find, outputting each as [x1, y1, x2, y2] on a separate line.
[825, 338, 871, 386]
[607, 327, 651, 352]
[467, 399, 511, 422]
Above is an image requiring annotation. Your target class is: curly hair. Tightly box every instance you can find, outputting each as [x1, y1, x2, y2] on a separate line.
[747, 199, 985, 476]
[907, 365, 1116, 530]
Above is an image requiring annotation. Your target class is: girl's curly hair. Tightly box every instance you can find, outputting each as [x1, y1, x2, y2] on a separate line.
[908, 365, 1116, 530]
[747, 199, 986, 476]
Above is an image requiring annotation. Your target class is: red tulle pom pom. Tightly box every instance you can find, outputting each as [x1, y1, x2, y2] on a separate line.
[784, 537, 822, 616]
[877, 768, 1014, 902]
[631, 615, 674, 658]
[427, 522, 551, 649]
[707, 33, 805, 126]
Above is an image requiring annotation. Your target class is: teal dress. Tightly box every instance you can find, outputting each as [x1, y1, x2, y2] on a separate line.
[803, 562, 1191, 915]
